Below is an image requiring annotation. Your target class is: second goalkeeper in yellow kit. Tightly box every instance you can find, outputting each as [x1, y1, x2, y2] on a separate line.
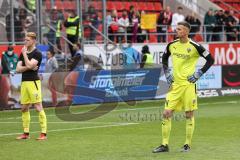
[153, 21, 214, 153]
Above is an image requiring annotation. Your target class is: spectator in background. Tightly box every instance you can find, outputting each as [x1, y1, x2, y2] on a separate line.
[1, 45, 18, 109]
[224, 10, 238, 41]
[64, 10, 80, 57]
[86, 5, 99, 42]
[128, 5, 135, 25]
[24, 0, 36, 13]
[45, 50, 58, 106]
[1, 45, 18, 75]
[18, 8, 34, 34]
[117, 10, 129, 43]
[5, 8, 24, 42]
[121, 43, 140, 69]
[45, 50, 58, 73]
[106, 9, 118, 42]
[46, 7, 63, 53]
[0, 74, 11, 110]
[70, 43, 84, 71]
[46, 8, 59, 50]
[157, 6, 172, 42]
[204, 8, 216, 42]
[127, 5, 135, 42]
[213, 10, 225, 41]
[185, 12, 201, 39]
[171, 6, 184, 34]
[131, 11, 140, 43]
[140, 45, 154, 68]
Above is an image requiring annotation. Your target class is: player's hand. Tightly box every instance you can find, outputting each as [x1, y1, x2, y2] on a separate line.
[166, 74, 174, 85]
[33, 66, 38, 71]
[187, 69, 203, 83]
[21, 46, 27, 55]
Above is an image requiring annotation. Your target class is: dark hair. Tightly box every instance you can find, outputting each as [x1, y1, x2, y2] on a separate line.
[47, 50, 55, 56]
[177, 6, 183, 10]
[177, 21, 191, 30]
[142, 45, 149, 54]
[130, 5, 134, 10]
[8, 45, 13, 51]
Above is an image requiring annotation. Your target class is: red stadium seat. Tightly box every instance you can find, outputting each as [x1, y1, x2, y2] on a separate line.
[45, 1, 51, 10]
[149, 34, 158, 43]
[154, 2, 162, 11]
[148, 3, 155, 11]
[107, 1, 115, 10]
[124, 2, 132, 10]
[62, 1, 76, 10]
[55, 1, 63, 10]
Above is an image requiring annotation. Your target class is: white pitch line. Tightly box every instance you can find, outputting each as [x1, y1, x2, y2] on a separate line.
[0, 100, 238, 120]
[0, 121, 133, 124]
[0, 122, 139, 137]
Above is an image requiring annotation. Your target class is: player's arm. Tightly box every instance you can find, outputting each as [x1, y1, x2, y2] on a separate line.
[188, 44, 214, 83]
[199, 50, 214, 74]
[162, 44, 173, 84]
[16, 61, 28, 73]
[21, 47, 39, 70]
[162, 44, 171, 72]
[140, 54, 147, 68]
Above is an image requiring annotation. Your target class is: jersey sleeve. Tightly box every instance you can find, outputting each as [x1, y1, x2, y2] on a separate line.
[192, 43, 214, 73]
[162, 43, 171, 73]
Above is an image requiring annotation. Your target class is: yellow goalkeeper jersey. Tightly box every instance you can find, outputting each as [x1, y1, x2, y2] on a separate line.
[164, 38, 209, 85]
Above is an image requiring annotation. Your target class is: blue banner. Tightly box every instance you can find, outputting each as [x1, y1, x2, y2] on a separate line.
[36, 45, 49, 73]
[72, 68, 162, 104]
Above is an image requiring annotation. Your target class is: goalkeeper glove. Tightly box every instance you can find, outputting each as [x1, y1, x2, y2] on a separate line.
[187, 69, 203, 83]
[165, 69, 174, 85]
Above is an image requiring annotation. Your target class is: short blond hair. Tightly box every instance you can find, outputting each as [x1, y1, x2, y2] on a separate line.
[26, 32, 37, 40]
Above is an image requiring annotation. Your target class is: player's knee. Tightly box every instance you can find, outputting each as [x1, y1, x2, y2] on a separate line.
[163, 110, 172, 119]
[21, 107, 29, 112]
[21, 104, 30, 112]
[34, 103, 43, 112]
[185, 111, 194, 119]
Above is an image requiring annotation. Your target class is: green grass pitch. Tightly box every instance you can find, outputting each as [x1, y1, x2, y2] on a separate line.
[0, 95, 240, 160]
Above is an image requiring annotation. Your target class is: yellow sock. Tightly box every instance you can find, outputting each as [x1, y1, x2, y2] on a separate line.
[22, 111, 30, 133]
[162, 118, 171, 145]
[39, 110, 47, 134]
[185, 117, 195, 146]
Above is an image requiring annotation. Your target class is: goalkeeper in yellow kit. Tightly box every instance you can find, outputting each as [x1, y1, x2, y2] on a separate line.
[153, 21, 214, 153]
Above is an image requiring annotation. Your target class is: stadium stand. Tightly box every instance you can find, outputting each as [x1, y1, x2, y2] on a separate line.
[211, 0, 240, 17]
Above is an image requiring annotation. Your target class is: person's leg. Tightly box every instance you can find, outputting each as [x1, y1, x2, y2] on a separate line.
[17, 81, 31, 139]
[16, 104, 31, 139]
[22, 104, 31, 133]
[28, 80, 47, 140]
[181, 84, 197, 151]
[34, 102, 47, 136]
[56, 37, 62, 53]
[152, 109, 173, 153]
[185, 111, 195, 146]
[162, 109, 173, 145]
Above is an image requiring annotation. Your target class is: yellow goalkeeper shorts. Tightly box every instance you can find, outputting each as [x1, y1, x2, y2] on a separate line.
[20, 80, 42, 104]
[165, 84, 197, 112]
